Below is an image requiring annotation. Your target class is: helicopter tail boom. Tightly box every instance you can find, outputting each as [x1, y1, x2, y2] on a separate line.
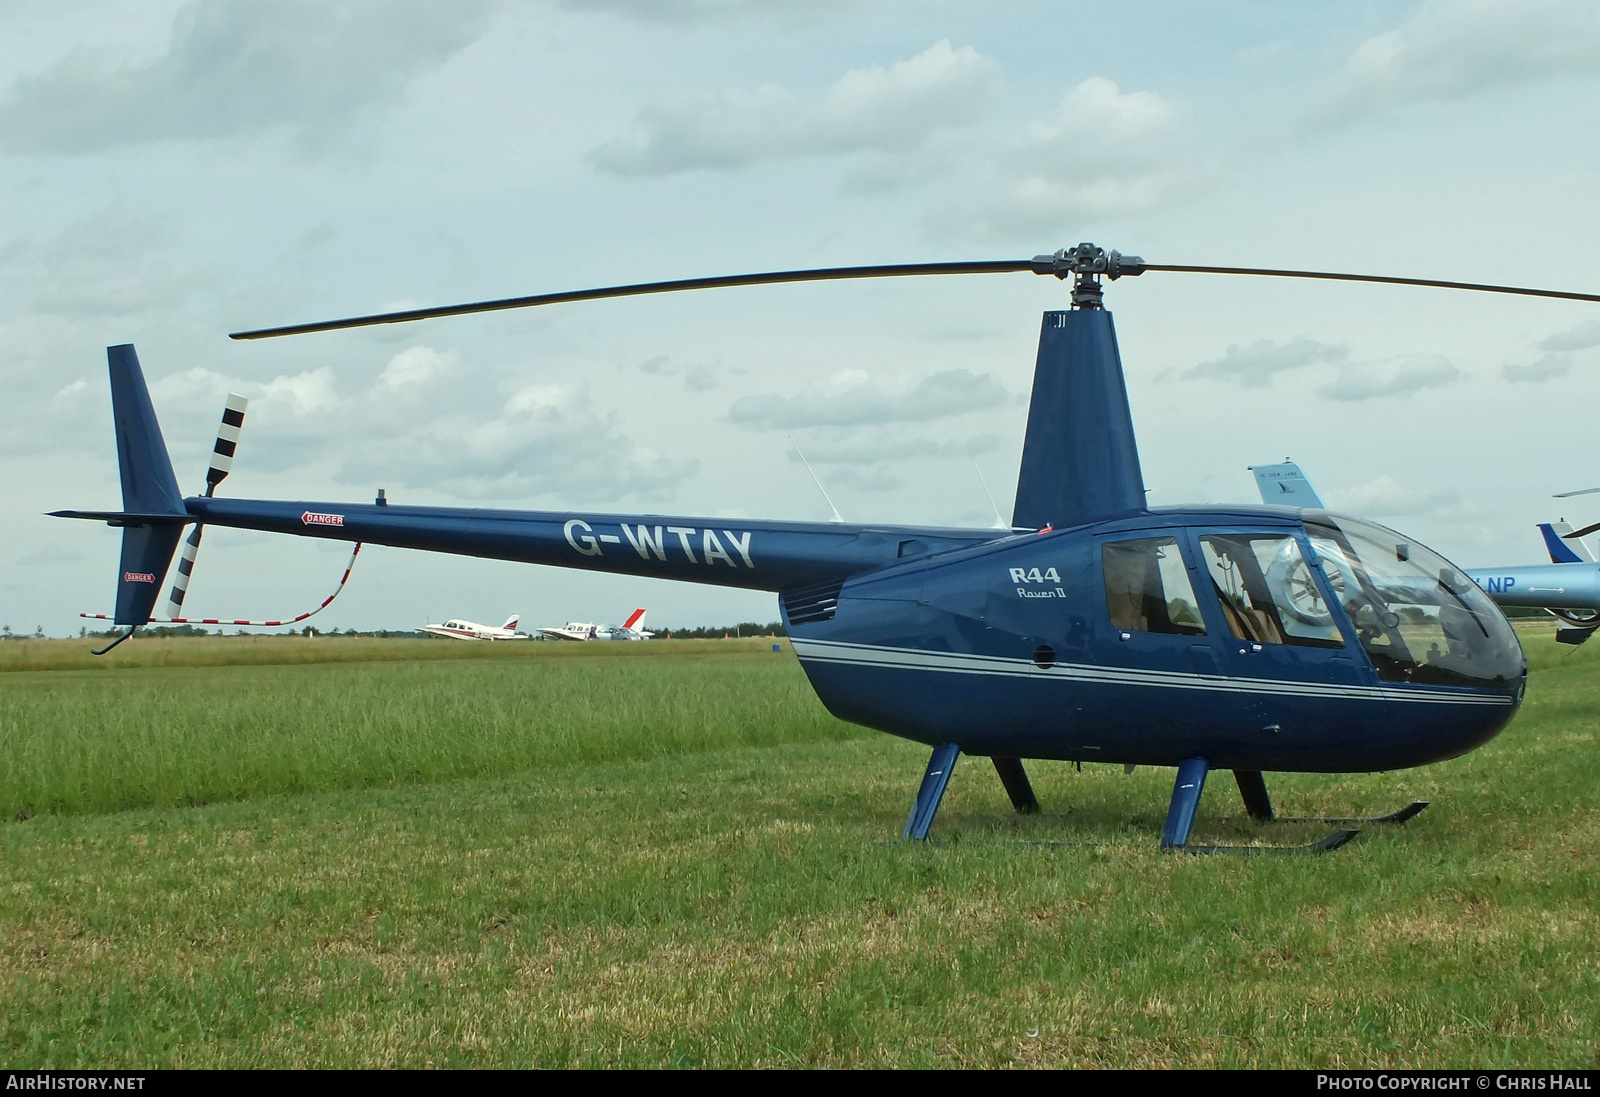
[185, 496, 999, 595]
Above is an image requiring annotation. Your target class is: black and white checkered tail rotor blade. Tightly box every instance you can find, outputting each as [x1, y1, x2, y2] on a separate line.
[163, 393, 248, 620]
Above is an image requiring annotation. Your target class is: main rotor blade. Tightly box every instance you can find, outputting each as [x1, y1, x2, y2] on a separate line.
[1553, 486, 1600, 498]
[230, 248, 1600, 341]
[1142, 264, 1600, 304]
[229, 260, 1041, 340]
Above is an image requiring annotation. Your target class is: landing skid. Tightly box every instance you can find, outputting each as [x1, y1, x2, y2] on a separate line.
[1172, 828, 1361, 855]
[1275, 801, 1429, 827]
[1166, 758, 1360, 854]
[898, 751, 1417, 852]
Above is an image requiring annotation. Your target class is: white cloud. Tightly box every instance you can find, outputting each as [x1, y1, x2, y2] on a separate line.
[555, 0, 851, 21]
[378, 346, 456, 391]
[1187, 336, 1348, 388]
[590, 84, 799, 175]
[808, 40, 998, 154]
[791, 432, 1002, 465]
[5, 207, 202, 318]
[341, 381, 699, 503]
[0, 0, 499, 153]
[1317, 355, 1464, 402]
[1325, 474, 1461, 518]
[153, 365, 339, 419]
[727, 368, 1008, 428]
[258, 368, 339, 418]
[825, 466, 902, 492]
[589, 40, 997, 177]
[52, 378, 88, 402]
[1317, 0, 1600, 123]
[930, 77, 1200, 240]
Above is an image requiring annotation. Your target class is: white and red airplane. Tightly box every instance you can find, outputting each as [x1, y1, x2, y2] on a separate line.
[418, 615, 529, 641]
[538, 609, 651, 641]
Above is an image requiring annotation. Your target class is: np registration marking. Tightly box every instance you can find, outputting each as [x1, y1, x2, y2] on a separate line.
[564, 519, 755, 568]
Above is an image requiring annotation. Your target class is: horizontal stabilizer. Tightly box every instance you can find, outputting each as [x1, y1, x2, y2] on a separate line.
[50, 509, 192, 525]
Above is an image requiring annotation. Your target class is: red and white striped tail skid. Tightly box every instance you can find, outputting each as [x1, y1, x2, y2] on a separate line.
[86, 543, 362, 628]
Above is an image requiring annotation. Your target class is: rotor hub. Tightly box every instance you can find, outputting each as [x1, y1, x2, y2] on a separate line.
[1030, 244, 1147, 310]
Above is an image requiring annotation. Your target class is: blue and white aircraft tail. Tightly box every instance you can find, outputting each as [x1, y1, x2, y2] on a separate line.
[1539, 521, 1595, 564]
[1249, 461, 1325, 510]
[1248, 461, 1600, 645]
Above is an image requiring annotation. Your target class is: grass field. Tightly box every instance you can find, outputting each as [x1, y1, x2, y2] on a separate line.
[2, 630, 1597, 1067]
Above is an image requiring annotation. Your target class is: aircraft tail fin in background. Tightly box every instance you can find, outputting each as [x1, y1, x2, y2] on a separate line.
[1249, 461, 1326, 509]
[502, 615, 519, 631]
[1540, 522, 1593, 563]
[623, 608, 646, 630]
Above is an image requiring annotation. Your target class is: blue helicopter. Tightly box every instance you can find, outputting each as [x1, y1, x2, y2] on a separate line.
[1251, 462, 1600, 646]
[57, 245, 1600, 851]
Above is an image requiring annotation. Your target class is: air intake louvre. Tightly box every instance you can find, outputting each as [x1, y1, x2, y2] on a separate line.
[783, 579, 845, 625]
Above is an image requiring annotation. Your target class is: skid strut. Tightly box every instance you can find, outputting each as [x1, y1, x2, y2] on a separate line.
[904, 742, 961, 840]
[992, 756, 1040, 814]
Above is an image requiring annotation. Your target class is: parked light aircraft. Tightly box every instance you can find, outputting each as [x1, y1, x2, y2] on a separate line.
[538, 609, 651, 641]
[419, 615, 528, 641]
[56, 243, 1600, 849]
[1250, 462, 1600, 645]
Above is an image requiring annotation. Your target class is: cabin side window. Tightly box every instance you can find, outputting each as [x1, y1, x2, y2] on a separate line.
[1101, 537, 1206, 635]
[1199, 534, 1343, 648]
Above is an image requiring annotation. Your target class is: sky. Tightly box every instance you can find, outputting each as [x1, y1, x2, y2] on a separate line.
[2, 0, 1599, 636]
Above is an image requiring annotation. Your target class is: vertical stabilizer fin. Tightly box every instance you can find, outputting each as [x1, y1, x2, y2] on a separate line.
[108, 344, 184, 517]
[1012, 311, 1145, 530]
[1541, 522, 1592, 563]
[105, 345, 188, 627]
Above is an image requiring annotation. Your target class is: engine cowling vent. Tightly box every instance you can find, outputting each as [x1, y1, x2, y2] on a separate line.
[783, 579, 845, 626]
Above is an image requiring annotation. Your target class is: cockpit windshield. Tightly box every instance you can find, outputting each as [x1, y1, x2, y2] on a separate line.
[1304, 514, 1523, 688]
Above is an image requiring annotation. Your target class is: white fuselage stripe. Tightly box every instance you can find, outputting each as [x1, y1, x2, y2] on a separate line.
[789, 638, 1513, 707]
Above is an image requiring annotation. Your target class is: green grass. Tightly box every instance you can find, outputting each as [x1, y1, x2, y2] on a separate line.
[1, 631, 1597, 1067]
[0, 638, 826, 819]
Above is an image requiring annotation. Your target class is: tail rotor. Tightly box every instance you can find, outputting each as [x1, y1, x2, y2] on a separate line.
[162, 394, 247, 620]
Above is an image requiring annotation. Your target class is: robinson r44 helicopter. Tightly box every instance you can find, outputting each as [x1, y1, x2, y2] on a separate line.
[56, 245, 1600, 851]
